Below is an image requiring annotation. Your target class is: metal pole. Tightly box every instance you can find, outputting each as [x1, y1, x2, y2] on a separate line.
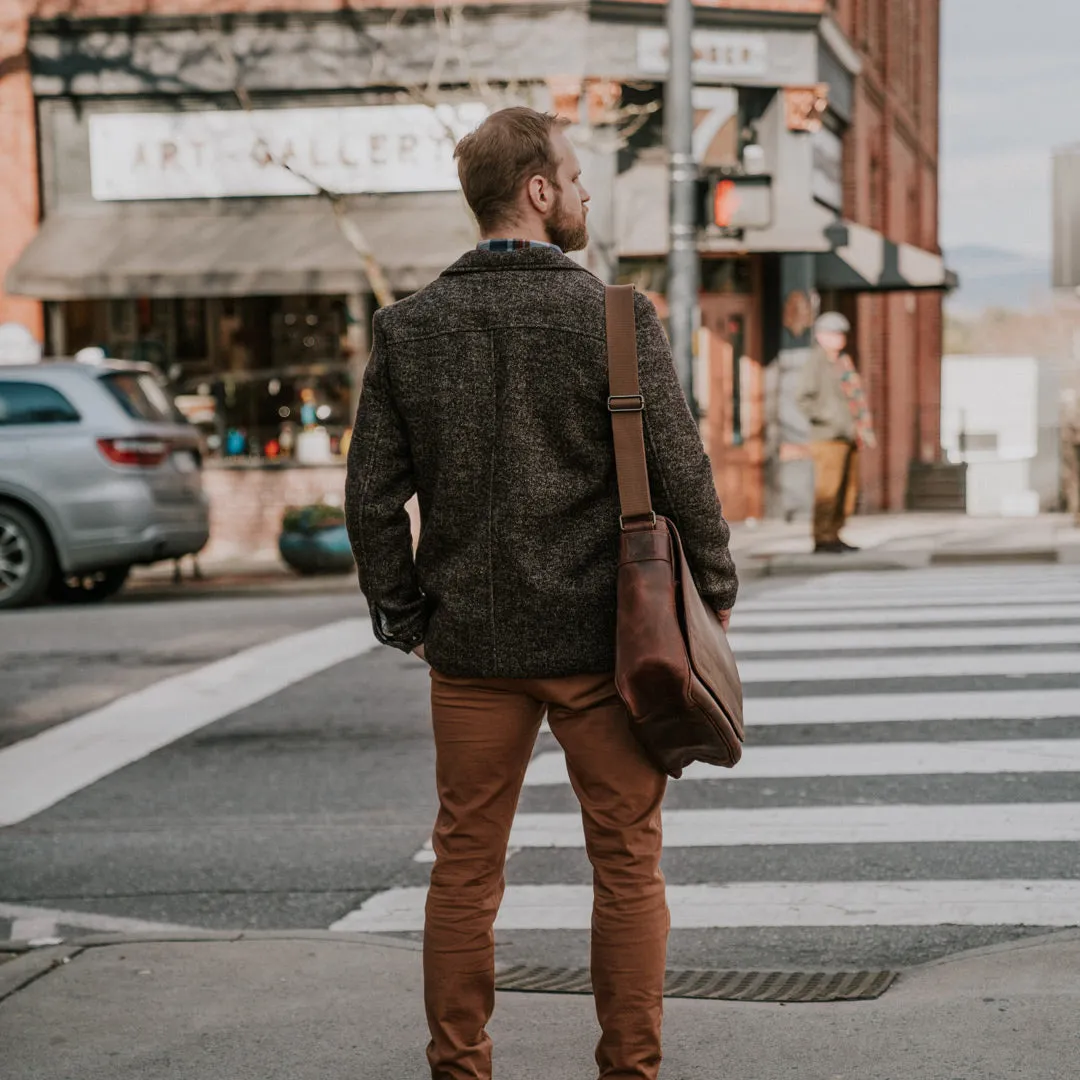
[666, 0, 699, 415]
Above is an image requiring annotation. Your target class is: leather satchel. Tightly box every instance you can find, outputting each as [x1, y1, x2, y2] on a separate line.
[605, 284, 744, 779]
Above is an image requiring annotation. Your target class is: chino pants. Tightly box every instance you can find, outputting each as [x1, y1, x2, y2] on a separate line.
[810, 439, 859, 545]
[425, 668, 670, 1080]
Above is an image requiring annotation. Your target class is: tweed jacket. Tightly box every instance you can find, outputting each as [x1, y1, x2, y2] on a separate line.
[344, 246, 738, 678]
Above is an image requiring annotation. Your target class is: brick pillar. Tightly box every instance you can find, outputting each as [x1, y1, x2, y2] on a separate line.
[0, 6, 43, 343]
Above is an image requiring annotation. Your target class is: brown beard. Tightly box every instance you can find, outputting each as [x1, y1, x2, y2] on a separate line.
[547, 187, 589, 252]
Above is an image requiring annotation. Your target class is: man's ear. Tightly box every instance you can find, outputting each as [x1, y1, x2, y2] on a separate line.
[526, 173, 552, 214]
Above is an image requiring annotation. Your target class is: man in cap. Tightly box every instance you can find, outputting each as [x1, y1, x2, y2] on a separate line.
[796, 312, 876, 553]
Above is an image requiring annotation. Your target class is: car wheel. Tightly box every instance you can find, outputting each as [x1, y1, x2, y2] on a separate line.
[50, 565, 131, 605]
[0, 504, 53, 611]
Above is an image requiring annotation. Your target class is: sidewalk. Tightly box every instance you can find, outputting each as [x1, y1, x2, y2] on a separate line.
[2, 929, 1078, 1079]
[729, 511, 1080, 577]
[126, 513, 1080, 599]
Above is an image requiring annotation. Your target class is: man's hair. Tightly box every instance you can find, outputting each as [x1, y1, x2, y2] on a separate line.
[454, 107, 570, 232]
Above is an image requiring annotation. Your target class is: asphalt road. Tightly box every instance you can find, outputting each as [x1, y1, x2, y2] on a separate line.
[1, 565, 1078, 972]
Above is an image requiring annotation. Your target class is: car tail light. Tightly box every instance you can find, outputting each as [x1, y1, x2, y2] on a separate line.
[97, 437, 171, 467]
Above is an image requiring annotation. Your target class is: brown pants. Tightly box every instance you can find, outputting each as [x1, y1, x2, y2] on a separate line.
[425, 669, 669, 1080]
[810, 439, 859, 545]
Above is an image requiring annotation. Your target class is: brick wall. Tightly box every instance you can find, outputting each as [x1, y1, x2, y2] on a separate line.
[0, 2, 42, 341]
[200, 464, 348, 560]
[846, 0, 943, 511]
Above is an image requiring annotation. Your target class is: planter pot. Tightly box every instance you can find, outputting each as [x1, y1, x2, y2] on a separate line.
[278, 524, 355, 575]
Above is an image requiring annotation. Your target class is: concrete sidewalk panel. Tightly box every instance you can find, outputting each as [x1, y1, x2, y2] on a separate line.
[0, 938, 426, 1080]
[1, 935, 1078, 1079]
[0, 945, 83, 1004]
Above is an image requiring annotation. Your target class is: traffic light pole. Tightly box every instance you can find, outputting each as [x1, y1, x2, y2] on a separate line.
[665, 0, 699, 416]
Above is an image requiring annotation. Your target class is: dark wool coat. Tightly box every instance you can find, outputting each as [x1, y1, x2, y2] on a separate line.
[345, 246, 738, 678]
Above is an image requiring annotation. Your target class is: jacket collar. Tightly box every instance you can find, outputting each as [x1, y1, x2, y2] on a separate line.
[440, 247, 594, 277]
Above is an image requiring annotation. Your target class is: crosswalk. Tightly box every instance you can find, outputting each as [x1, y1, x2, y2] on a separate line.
[331, 565, 1080, 938]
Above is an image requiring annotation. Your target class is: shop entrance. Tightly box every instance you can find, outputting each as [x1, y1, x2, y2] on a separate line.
[699, 292, 764, 522]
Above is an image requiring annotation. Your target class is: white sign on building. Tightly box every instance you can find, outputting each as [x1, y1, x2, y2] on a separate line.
[88, 103, 488, 202]
[811, 127, 844, 211]
[637, 28, 769, 80]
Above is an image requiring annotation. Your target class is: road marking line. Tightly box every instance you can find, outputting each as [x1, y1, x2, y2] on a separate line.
[523, 739, 1080, 786]
[744, 687, 1080, 726]
[764, 568, 1077, 591]
[731, 624, 1080, 652]
[411, 799, 1080, 862]
[739, 593, 1080, 612]
[739, 650, 1080, 682]
[0, 619, 378, 827]
[732, 604, 1080, 627]
[493, 803, 1080, 848]
[330, 880, 1080, 932]
[0, 901, 196, 940]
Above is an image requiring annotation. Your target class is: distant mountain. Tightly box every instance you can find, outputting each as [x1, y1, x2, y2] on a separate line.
[944, 245, 1053, 316]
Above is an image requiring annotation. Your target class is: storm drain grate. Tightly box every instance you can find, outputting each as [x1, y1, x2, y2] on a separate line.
[495, 966, 898, 1003]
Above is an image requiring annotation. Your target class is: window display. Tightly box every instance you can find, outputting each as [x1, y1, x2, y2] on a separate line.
[59, 292, 363, 464]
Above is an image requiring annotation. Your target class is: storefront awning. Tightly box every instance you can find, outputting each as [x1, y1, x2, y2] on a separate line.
[817, 221, 958, 292]
[5, 195, 478, 300]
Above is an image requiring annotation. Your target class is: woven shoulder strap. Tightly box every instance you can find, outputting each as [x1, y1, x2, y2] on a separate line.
[605, 284, 654, 525]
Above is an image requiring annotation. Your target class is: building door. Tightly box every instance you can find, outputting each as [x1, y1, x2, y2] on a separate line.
[699, 294, 765, 521]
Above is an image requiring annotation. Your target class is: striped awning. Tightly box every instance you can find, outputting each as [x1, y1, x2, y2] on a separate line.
[817, 221, 958, 293]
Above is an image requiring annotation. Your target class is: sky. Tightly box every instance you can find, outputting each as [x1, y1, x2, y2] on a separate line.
[940, 0, 1080, 258]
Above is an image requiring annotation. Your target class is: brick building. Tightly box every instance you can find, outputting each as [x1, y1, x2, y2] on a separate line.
[830, 0, 946, 512]
[0, 0, 949, 550]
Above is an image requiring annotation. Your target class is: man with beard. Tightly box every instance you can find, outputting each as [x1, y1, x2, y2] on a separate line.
[345, 107, 737, 1080]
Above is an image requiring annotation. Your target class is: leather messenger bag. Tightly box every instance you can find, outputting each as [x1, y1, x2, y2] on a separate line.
[605, 284, 744, 779]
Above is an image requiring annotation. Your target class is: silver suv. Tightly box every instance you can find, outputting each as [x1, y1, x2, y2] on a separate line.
[0, 360, 210, 609]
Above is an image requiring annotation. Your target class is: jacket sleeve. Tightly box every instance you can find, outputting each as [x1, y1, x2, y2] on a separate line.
[344, 311, 427, 651]
[633, 292, 739, 612]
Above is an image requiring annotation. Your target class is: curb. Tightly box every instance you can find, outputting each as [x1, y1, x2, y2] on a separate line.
[903, 925, 1080, 975]
[739, 546, 1067, 578]
[5, 924, 1078, 1003]
[0, 930, 423, 1003]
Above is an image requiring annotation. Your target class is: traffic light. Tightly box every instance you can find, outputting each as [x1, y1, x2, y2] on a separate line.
[698, 170, 773, 234]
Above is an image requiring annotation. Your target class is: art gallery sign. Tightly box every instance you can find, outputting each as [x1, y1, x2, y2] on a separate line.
[88, 103, 488, 202]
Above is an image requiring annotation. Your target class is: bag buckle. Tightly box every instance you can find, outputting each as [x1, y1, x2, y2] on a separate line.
[608, 394, 644, 413]
[620, 512, 657, 531]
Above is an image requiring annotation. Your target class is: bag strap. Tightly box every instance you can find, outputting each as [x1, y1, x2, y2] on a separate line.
[604, 284, 654, 526]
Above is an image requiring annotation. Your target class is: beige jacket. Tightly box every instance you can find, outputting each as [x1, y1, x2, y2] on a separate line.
[796, 346, 857, 443]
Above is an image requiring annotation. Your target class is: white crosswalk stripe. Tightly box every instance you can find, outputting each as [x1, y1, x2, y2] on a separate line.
[522, 740, 1080, 784]
[331, 881, 1080, 932]
[334, 566, 1080, 935]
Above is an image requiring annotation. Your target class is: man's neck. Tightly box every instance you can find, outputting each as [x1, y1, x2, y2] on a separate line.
[481, 222, 551, 245]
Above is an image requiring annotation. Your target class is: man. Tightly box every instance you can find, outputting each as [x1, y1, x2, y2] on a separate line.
[345, 107, 737, 1080]
[796, 311, 876, 553]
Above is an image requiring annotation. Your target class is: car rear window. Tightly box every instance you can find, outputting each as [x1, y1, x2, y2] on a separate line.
[100, 372, 183, 423]
[0, 381, 81, 425]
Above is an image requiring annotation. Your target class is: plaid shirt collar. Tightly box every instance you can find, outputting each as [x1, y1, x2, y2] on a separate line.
[477, 238, 563, 254]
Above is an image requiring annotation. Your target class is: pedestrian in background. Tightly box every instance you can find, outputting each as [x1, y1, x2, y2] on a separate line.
[796, 311, 876, 553]
[345, 107, 737, 1080]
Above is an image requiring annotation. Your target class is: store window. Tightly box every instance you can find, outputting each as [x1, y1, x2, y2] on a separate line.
[60, 293, 362, 464]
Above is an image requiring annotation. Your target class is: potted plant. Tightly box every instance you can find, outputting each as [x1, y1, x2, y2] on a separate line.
[278, 503, 354, 575]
